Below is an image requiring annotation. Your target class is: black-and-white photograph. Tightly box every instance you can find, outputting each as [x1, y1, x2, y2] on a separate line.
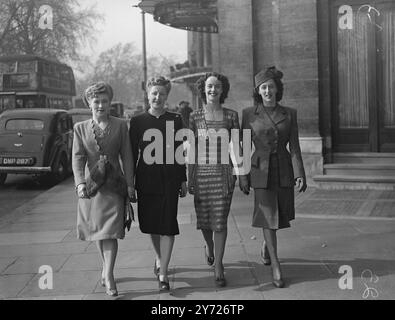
[0, 0, 394, 305]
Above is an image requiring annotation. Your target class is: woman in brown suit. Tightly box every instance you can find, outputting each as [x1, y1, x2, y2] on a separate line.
[239, 67, 307, 288]
[72, 82, 135, 297]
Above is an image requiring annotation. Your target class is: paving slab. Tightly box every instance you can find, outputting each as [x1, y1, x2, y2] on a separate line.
[60, 253, 101, 272]
[0, 274, 35, 299]
[0, 231, 69, 246]
[0, 257, 17, 273]
[2, 254, 70, 275]
[0, 222, 73, 233]
[0, 242, 90, 258]
[17, 270, 99, 298]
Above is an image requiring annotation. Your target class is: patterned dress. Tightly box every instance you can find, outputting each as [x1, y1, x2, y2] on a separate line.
[189, 108, 239, 232]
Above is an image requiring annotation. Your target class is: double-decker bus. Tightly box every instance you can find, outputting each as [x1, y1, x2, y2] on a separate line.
[0, 55, 76, 113]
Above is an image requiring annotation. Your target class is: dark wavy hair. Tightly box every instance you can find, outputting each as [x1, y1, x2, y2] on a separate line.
[195, 72, 230, 104]
[253, 77, 284, 103]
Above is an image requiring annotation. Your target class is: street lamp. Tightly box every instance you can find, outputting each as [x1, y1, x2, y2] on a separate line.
[133, 2, 148, 110]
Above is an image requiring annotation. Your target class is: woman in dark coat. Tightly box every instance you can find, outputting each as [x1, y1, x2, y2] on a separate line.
[239, 66, 307, 288]
[129, 76, 187, 291]
[72, 82, 135, 297]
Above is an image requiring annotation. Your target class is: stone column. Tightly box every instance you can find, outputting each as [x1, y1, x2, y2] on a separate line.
[216, 0, 254, 112]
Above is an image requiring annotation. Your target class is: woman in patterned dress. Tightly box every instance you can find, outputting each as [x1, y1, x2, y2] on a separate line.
[72, 82, 135, 297]
[188, 72, 240, 287]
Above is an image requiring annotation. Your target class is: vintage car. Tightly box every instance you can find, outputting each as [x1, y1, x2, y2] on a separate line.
[67, 108, 91, 125]
[0, 108, 73, 185]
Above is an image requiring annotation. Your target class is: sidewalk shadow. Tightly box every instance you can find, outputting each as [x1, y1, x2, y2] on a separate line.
[113, 263, 255, 299]
[157, 264, 257, 299]
[248, 257, 395, 292]
[109, 257, 395, 299]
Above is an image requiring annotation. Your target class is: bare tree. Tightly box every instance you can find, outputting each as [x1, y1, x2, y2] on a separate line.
[0, 0, 103, 62]
[77, 42, 179, 107]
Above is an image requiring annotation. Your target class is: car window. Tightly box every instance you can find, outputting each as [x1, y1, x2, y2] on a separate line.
[5, 119, 44, 131]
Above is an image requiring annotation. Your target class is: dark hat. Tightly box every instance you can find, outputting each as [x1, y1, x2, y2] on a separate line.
[254, 66, 283, 89]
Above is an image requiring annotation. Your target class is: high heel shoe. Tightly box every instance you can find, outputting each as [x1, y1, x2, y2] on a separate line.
[271, 265, 284, 288]
[214, 266, 226, 288]
[204, 245, 215, 266]
[260, 245, 271, 266]
[158, 275, 170, 291]
[159, 280, 170, 291]
[272, 278, 285, 288]
[105, 281, 118, 297]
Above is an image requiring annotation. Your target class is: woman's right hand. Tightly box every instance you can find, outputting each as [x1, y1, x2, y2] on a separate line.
[239, 176, 250, 195]
[128, 186, 137, 203]
[188, 184, 195, 195]
[77, 183, 89, 199]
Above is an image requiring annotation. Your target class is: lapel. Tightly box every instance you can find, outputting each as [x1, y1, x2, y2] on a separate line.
[253, 104, 275, 129]
[271, 105, 287, 125]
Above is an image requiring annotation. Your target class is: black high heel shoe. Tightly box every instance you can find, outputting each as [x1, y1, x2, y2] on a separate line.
[158, 276, 170, 291]
[204, 245, 215, 266]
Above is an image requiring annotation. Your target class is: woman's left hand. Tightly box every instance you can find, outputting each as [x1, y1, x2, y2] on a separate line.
[179, 181, 187, 198]
[128, 186, 137, 203]
[295, 177, 307, 192]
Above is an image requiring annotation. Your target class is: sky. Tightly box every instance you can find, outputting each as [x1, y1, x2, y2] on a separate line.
[79, 0, 188, 63]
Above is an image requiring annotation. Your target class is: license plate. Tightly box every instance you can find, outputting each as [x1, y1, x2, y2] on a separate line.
[0, 157, 35, 166]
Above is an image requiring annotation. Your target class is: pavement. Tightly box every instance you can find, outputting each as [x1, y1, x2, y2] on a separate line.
[0, 178, 395, 300]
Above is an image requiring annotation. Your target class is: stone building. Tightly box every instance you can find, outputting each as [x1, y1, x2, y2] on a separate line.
[138, 0, 395, 189]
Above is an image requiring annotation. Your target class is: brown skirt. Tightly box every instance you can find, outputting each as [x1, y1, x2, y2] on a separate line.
[252, 154, 295, 230]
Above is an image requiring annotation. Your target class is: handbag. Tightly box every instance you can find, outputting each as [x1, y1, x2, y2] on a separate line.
[86, 155, 109, 197]
[124, 197, 135, 231]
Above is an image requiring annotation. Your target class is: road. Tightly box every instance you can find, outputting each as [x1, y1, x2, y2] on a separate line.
[0, 174, 51, 219]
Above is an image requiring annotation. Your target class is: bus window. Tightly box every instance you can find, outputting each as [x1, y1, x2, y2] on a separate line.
[18, 61, 35, 72]
[44, 63, 50, 75]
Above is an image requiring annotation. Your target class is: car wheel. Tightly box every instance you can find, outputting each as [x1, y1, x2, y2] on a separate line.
[0, 173, 7, 185]
[51, 156, 67, 184]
